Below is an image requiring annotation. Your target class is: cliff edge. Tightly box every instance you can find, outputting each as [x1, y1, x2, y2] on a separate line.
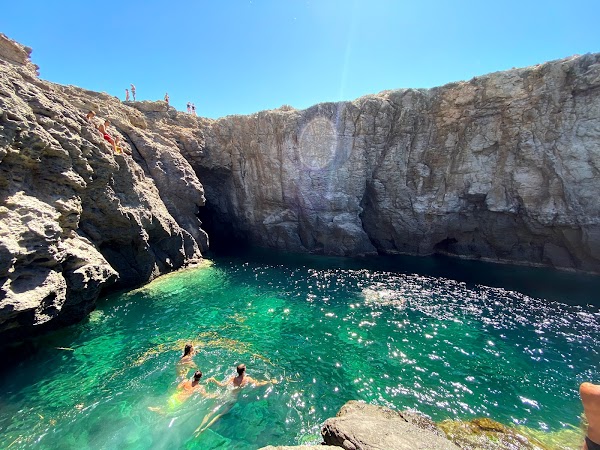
[0, 34, 208, 342]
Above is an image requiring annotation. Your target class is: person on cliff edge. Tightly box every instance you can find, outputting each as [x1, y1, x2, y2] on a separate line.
[581, 382, 600, 450]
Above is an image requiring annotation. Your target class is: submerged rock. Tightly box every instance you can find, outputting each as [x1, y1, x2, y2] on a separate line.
[438, 417, 550, 450]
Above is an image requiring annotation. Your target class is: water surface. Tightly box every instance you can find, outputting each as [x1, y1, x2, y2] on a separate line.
[1, 251, 598, 449]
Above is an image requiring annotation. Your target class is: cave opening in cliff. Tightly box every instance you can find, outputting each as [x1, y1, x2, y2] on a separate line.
[197, 201, 250, 255]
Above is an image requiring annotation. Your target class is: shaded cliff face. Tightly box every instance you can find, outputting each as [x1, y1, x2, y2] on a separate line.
[187, 54, 600, 272]
[0, 35, 208, 341]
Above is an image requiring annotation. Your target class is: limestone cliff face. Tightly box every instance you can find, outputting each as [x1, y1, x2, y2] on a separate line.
[0, 35, 207, 341]
[189, 54, 600, 273]
[2, 32, 599, 343]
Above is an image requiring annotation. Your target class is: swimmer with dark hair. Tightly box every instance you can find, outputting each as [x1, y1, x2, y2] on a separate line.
[149, 370, 215, 414]
[195, 364, 278, 435]
[176, 342, 197, 379]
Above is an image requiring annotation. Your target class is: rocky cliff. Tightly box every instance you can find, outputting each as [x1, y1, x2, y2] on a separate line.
[2, 33, 600, 343]
[0, 35, 208, 342]
[189, 53, 600, 273]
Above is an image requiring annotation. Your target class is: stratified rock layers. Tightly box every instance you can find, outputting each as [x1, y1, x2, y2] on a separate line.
[0, 35, 207, 340]
[191, 54, 600, 272]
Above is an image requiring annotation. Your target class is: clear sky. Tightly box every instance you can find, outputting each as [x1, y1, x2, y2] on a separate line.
[2, 0, 599, 119]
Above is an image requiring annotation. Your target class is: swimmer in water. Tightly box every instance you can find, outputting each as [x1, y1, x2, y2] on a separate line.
[194, 364, 277, 435]
[207, 363, 276, 388]
[176, 343, 197, 379]
[149, 371, 214, 414]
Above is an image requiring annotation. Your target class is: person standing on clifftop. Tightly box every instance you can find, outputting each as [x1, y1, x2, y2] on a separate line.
[131, 84, 136, 101]
[125, 88, 130, 101]
[187, 102, 191, 114]
[164, 92, 169, 110]
[191, 103, 196, 116]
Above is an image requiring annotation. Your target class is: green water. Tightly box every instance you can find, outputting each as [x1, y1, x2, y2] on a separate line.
[1, 251, 599, 449]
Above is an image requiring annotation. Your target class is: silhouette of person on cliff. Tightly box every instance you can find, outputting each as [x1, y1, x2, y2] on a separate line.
[164, 92, 169, 110]
[187, 102, 191, 114]
[125, 88, 130, 101]
[191, 103, 196, 116]
[195, 364, 276, 435]
[131, 84, 136, 101]
[581, 382, 600, 450]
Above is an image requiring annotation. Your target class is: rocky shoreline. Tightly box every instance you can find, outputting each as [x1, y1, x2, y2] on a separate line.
[259, 401, 575, 450]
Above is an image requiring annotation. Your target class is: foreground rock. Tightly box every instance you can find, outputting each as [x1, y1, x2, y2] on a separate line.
[321, 401, 459, 450]
[186, 52, 600, 272]
[0, 34, 207, 342]
[259, 402, 558, 449]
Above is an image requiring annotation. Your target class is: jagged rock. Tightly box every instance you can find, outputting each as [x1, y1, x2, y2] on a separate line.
[0, 33, 38, 75]
[321, 401, 460, 450]
[0, 35, 207, 342]
[181, 54, 600, 272]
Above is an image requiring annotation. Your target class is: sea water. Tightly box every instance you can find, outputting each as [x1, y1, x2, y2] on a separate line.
[0, 250, 598, 449]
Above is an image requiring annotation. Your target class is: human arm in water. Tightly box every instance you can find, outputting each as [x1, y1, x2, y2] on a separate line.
[245, 376, 278, 387]
[206, 376, 232, 387]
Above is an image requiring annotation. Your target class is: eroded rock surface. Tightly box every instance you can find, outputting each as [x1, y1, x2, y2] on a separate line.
[321, 401, 459, 450]
[0, 34, 207, 341]
[2, 30, 600, 343]
[187, 53, 600, 272]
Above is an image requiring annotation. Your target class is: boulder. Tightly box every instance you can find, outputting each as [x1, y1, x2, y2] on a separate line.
[321, 401, 459, 450]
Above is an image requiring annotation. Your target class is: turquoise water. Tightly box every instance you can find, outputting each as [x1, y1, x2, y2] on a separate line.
[0, 251, 599, 449]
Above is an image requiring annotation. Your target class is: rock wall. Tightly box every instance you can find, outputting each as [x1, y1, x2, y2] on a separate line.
[2, 31, 599, 343]
[188, 53, 600, 273]
[0, 35, 208, 341]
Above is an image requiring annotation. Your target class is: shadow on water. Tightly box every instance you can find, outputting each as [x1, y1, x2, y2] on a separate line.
[210, 246, 600, 307]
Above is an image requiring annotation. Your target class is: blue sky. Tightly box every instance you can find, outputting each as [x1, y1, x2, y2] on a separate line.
[2, 0, 599, 118]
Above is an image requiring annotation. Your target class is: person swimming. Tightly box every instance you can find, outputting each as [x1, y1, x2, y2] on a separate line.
[176, 343, 197, 380]
[194, 364, 277, 435]
[149, 370, 215, 414]
[207, 363, 276, 388]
